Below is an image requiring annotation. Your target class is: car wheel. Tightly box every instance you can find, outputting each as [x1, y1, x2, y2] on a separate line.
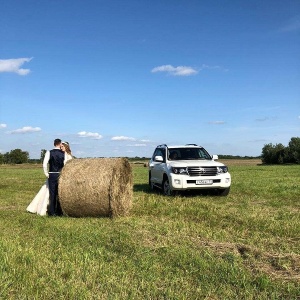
[217, 187, 230, 196]
[163, 177, 173, 196]
[149, 172, 155, 191]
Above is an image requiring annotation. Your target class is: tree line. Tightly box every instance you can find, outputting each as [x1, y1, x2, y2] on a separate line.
[0, 149, 46, 164]
[1, 137, 299, 164]
[261, 137, 300, 164]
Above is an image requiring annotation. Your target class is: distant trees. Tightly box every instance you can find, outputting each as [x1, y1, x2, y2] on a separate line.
[287, 137, 300, 163]
[261, 137, 300, 164]
[0, 149, 29, 164]
[218, 154, 260, 159]
[0, 148, 47, 164]
[1, 139, 299, 165]
[40, 149, 47, 162]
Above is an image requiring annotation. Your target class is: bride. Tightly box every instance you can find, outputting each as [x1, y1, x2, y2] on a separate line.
[26, 141, 73, 216]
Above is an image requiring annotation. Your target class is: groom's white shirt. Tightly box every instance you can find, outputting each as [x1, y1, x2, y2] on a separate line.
[43, 146, 65, 178]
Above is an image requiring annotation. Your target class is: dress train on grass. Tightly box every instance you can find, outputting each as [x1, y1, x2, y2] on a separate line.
[26, 180, 49, 216]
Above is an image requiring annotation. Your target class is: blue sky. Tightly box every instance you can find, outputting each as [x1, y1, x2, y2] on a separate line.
[1, 0, 299, 159]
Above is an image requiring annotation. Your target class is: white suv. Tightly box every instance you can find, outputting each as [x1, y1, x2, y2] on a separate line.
[149, 144, 231, 196]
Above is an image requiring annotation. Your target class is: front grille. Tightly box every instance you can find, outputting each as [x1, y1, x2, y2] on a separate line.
[187, 166, 218, 176]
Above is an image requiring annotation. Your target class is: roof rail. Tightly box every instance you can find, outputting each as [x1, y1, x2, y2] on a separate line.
[157, 144, 168, 148]
[185, 143, 198, 146]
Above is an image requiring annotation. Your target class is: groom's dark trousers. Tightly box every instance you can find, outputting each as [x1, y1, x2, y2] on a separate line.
[48, 173, 62, 216]
[47, 148, 64, 216]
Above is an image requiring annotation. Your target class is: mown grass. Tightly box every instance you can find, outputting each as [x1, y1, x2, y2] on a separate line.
[0, 161, 299, 299]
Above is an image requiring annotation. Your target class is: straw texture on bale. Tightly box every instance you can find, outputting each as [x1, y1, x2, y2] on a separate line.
[58, 158, 133, 217]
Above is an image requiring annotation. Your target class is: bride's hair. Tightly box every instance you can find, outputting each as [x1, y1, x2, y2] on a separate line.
[62, 142, 72, 155]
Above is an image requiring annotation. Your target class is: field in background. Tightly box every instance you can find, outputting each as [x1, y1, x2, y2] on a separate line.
[0, 160, 299, 299]
[218, 158, 262, 166]
[132, 158, 263, 167]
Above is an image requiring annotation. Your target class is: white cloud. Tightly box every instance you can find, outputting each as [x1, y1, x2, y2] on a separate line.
[128, 144, 147, 147]
[256, 117, 268, 122]
[0, 58, 33, 75]
[151, 64, 198, 76]
[280, 16, 300, 32]
[10, 126, 41, 134]
[140, 139, 150, 142]
[256, 116, 278, 122]
[200, 64, 228, 72]
[208, 121, 226, 125]
[78, 131, 102, 139]
[0, 124, 7, 128]
[111, 136, 136, 141]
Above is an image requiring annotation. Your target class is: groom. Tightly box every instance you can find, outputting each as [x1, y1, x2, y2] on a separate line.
[43, 138, 65, 216]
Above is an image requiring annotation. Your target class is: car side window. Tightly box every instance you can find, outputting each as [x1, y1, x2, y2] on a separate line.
[161, 148, 166, 162]
[153, 148, 162, 159]
[152, 148, 166, 162]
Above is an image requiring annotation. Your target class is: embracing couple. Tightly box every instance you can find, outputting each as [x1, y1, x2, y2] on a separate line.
[27, 138, 73, 216]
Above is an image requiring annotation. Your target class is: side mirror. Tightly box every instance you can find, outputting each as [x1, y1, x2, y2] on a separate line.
[154, 155, 164, 162]
[212, 155, 218, 160]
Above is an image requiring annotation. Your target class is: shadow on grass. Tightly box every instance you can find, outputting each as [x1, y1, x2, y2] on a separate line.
[133, 184, 224, 197]
[133, 183, 152, 193]
[177, 189, 222, 197]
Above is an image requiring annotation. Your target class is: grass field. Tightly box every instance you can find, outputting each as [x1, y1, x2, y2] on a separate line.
[0, 160, 299, 299]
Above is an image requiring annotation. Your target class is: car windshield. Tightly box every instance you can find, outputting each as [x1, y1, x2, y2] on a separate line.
[168, 148, 212, 160]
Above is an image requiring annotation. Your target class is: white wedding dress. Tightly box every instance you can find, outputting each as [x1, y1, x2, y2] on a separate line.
[26, 180, 50, 216]
[26, 154, 72, 216]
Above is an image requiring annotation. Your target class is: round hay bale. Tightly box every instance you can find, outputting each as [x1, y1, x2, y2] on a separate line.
[58, 158, 133, 217]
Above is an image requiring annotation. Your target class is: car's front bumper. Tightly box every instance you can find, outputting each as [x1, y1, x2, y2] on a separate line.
[169, 173, 231, 190]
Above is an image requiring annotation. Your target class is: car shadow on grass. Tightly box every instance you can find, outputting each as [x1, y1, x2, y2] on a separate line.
[133, 184, 222, 197]
[179, 189, 221, 197]
[133, 184, 152, 193]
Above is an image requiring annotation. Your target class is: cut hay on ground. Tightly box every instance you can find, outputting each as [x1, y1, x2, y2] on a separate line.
[58, 158, 133, 218]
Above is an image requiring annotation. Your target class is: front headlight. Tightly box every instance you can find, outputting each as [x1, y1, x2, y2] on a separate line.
[172, 167, 188, 175]
[217, 166, 228, 174]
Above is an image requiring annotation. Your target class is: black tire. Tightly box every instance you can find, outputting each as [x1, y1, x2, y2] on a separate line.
[217, 187, 230, 196]
[149, 172, 155, 191]
[162, 177, 173, 196]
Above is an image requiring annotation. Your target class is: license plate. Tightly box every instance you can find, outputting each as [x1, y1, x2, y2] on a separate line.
[196, 179, 213, 185]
